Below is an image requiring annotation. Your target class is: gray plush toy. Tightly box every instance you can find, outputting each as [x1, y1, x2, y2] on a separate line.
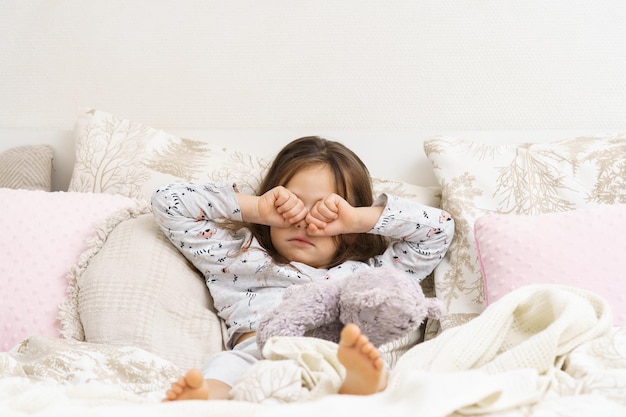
[256, 266, 445, 352]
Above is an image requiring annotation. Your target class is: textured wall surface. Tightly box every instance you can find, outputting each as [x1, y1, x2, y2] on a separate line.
[1, 1, 625, 130]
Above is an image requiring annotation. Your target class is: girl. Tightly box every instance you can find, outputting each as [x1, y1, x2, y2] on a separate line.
[151, 136, 454, 400]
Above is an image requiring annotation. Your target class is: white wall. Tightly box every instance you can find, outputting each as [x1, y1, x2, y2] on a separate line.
[1, 1, 626, 131]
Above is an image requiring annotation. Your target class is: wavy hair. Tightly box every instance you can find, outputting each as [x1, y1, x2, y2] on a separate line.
[248, 136, 388, 268]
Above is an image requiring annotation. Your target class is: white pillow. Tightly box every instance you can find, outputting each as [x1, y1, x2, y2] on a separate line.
[68, 109, 268, 198]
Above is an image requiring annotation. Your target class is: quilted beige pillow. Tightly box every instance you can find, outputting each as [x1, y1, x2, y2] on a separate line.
[424, 134, 626, 331]
[61, 213, 224, 371]
[0, 145, 54, 191]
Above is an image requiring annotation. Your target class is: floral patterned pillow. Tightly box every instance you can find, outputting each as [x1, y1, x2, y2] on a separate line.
[68, 109, 441, 208]
[424, 134, 626, 330]
[68, 109, 267, 198]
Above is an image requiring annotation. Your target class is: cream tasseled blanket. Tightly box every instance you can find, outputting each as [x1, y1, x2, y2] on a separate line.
[2, 284, 625, 417]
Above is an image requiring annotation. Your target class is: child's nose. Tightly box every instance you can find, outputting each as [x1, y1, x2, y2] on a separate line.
[294, 219, 307, 229]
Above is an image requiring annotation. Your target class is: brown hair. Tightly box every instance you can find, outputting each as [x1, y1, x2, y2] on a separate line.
[249, 136, 388, 268]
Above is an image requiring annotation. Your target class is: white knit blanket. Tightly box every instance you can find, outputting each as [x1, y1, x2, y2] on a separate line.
[2, 284, 626, 417]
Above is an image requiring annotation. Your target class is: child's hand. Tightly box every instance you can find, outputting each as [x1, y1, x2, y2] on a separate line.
[256, 186, 308, 227]
[305, 193, 356, 236]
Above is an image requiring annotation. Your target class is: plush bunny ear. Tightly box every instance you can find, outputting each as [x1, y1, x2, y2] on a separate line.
[425, 298, 446, 319]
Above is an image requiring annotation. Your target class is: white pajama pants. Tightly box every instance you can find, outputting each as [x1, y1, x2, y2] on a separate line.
[200, 336, 263, 387]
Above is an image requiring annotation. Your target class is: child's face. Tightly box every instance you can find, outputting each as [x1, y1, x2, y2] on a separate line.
[270, 164, 339, 268]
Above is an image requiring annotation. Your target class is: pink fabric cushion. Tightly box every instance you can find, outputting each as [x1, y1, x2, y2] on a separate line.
[0, 189, 137, 351]
[475, 204, 626, 325]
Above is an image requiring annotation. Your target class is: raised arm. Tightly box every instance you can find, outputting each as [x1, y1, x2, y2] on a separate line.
[369, 194, 454, 281]
[303, 192, 454, 281]
[151, 182, 311, 265]
[151, 182, 247, 268]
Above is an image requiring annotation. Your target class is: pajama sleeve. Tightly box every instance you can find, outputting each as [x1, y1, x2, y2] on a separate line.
[369, 194, 454, 281]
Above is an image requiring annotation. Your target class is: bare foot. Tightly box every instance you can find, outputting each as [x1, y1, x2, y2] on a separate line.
[163, 368, 210, 401]
[337, 323, 388, 395]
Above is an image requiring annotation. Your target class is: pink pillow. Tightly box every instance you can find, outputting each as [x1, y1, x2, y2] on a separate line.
[475, 204, 626, 325]
[0, 189, 137, 351]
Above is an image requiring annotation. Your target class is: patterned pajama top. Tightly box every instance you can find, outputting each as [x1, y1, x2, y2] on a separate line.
[151, 182, 454, 348]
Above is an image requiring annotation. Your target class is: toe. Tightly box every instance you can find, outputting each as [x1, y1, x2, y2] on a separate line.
[340, 323, 361, 346]
[185, 369, 204, 389]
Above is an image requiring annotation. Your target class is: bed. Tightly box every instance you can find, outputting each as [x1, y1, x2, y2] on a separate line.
[1, 108, 625, 416]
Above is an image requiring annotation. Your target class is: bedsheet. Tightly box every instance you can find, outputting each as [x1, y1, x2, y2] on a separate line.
[1, 284, 625, 417]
